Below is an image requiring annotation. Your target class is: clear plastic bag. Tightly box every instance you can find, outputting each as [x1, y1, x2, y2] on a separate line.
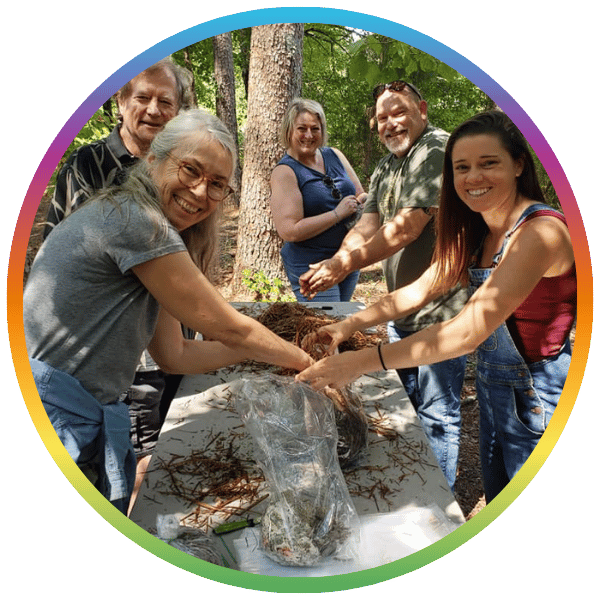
[321, 384, 368, 469]
[233, 374, 360, 567]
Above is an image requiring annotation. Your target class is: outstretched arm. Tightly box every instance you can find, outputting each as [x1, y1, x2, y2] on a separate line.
[297, 215, 574, 389]
[299, 208, 431, 298]
[147, 307, 253, 374]
[133, 251, 313, 373]
[303, 261, 445, 354]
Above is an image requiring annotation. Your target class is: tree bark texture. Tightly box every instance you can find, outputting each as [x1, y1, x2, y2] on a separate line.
[213, 32, 242, 206]
[233, 23, 304, 291]
[181, 47, 198, 107]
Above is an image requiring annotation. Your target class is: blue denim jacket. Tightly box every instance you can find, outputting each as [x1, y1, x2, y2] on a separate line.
[30, 359, 136, 512]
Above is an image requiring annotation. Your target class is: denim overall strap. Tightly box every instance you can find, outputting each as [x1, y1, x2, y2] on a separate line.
[486, 203, 553, 268]
[467, 203, 564, 500]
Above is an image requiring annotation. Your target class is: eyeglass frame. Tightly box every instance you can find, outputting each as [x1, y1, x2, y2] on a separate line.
[372, 80, 423, 102]
[166, 152, 234, 202]
[322, 175, 342, 200]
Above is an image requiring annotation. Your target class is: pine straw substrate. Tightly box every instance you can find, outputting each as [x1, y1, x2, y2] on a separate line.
[255, 302, 375, 467]
[255, 302, 381, 355]
[156, 430, 267, 530]
[157, 303, 383, 529]
[253, 302, 380, 416]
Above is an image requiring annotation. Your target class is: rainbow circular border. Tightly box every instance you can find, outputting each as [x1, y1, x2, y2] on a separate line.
[8, 7, 592, 594]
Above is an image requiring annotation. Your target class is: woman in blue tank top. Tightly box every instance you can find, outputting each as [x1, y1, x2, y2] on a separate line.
[270, 98, 366, 301]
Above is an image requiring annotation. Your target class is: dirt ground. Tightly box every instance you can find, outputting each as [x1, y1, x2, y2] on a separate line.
[26, 197, 486, 520]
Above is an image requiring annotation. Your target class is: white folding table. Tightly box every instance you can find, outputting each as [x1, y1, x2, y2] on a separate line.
[128, 302, 465, 574]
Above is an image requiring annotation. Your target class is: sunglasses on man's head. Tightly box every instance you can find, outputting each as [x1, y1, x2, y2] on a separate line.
[372, 80, 423, 102]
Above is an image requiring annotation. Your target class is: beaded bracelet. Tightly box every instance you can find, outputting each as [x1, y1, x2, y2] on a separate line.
[377, 341, 389, 371]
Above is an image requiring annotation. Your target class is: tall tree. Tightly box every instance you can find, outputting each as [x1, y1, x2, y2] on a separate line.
[180, 47, 199, 107]
[213, 32, 242, 206]
[232, 23, 304, 290]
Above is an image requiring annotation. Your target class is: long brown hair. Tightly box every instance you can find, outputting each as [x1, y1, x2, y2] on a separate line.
[432, 110, 546, 290]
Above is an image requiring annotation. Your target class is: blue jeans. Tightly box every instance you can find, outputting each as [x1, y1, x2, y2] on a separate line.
[475, 330, 570, 501]
[283, 257, 360, 302]
[388, 323, 466, 492]
[468, 205, 571, 502]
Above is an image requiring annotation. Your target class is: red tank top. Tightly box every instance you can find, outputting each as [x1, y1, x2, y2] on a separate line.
[506, 210, 576, 362]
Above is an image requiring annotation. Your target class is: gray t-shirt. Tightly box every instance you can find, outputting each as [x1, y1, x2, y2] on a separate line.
[24, 195, 187, 405]
[363, 125, 468, 331]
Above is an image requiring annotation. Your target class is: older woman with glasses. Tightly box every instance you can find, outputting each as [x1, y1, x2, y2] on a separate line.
[270, 98, 366, 301]
[24, 109, 313, 513]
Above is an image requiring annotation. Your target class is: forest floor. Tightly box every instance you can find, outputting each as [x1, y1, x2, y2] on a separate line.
[27, 197, 486, 520]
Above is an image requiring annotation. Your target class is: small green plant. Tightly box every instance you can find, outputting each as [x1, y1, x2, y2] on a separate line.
[241, 269, 295, 302]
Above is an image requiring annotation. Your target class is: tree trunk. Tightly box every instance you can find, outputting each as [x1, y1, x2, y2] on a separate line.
[181, 47, 198, 107]
[213, 32, 242, 207]
[237, 28, 252, 101]
[232, 23, 304, 292]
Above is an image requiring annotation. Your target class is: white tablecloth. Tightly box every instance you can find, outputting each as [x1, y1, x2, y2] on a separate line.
[128, 303, 465, 573]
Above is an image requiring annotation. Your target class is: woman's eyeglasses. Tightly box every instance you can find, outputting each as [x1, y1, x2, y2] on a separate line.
[323, 176, 342, 200]
[167, 153, 234, 202]
[372, 80, 423, 102]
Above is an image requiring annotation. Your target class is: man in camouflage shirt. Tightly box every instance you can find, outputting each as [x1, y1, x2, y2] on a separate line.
[300, 81, 468, 492]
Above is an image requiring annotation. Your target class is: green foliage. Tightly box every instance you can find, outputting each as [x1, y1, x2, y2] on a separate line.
[347, 33, 492, 132]
[241, 269, 295, 302]
[301, 28, 495, 183]
[348, 36, 458, 88]
[531, 147, 560, 209]
[172, 32, 250, 162]
[51, 25, 557, 206]
[302, 25, 375, 182]
[340, 31, 556, 202]
[74, 108, 116, 147]
[173, 40, 216, 112]
[416, 75, 492, 133]
[66, 106, 117, 157]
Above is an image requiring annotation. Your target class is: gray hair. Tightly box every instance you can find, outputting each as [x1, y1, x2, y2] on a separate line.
[150, 108, 238, 174]
[280, 98, 328, 148]
[98, 109, 236, 280]
[117, 57, 195, 112]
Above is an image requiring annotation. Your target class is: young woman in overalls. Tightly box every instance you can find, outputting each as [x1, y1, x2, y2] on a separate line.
[296, 110, 576, 502]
